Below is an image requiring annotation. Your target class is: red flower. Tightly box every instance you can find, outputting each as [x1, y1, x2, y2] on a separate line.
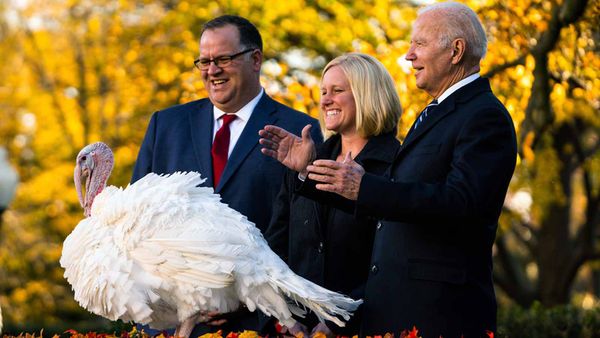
[399, 326, 420, 338]
[408, 326, 420, 338]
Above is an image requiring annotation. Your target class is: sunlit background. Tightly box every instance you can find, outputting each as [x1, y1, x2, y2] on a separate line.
[0, 0, 599, 334]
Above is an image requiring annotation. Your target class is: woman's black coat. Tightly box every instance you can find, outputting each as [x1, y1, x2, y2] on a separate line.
[265, 131, 400, 334]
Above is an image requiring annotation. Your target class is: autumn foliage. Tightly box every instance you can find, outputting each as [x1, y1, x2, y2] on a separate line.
[0, 0, 598, 332]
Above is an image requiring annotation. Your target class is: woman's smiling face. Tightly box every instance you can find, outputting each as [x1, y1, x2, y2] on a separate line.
[320, 66, 357, 136]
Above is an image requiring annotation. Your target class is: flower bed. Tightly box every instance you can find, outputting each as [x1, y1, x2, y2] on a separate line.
[1, 327, 495, 338]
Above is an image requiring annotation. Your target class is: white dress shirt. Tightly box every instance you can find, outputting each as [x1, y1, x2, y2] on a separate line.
[436, 73, 480, 103]
[212, 88, 264, 157]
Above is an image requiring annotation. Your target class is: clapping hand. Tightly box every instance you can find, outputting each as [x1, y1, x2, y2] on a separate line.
[307, 153, 365, 201]
[259, 124, 316, 175]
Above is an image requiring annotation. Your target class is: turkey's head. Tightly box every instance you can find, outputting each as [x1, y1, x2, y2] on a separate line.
[75, 142, 114, 217]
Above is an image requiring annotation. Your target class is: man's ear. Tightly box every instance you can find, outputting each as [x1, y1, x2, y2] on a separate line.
[451, 38, 466, 64]
[252, 50, 263, 72]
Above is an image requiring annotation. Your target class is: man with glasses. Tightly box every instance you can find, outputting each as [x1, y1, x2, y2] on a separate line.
[131, 15, 322, 335]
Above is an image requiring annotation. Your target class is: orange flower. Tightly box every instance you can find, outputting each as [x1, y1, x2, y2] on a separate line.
[199, 330, 224, 338]
[238, 331, 260, 338]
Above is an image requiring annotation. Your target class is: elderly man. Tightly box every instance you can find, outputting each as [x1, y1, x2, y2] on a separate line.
[132, 14, 322, 336]
[260, 2, 516, 337]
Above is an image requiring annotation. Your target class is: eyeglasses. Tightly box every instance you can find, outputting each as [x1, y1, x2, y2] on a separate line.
[194, 49, 255, 70]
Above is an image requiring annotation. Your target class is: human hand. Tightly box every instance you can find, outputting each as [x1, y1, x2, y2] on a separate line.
[279, 321, 309, 337]
[259, 124, 316, 174]
[307, 153, 365, 201]
[197, 310, 228, 326]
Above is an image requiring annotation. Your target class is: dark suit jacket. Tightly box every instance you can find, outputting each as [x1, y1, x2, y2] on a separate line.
[298, 78, 516, 337]
[265, 132, 400, 335]
[355, 78, 517, 337]
[131, 92, 322, 335]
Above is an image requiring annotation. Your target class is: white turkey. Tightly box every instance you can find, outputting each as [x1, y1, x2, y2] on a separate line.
[60, 142, 361, 337]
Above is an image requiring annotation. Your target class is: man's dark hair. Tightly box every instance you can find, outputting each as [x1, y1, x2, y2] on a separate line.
[201, 15, 263, 52]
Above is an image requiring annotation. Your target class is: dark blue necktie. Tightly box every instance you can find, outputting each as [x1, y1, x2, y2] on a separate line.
[414, 99, 439, 130]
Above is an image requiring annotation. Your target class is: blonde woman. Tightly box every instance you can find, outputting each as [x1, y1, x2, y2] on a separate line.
[260, 53, 401, 336]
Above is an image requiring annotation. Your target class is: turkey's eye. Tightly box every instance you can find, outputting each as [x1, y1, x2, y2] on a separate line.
[81, 156, 87, 162]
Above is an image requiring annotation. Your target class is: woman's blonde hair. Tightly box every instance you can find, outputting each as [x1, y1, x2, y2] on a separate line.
[320, 53, 402, 138]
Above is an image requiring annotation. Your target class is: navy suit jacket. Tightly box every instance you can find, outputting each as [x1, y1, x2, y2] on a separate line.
[131, 92, 322, 334]
[297, 78, 516, 337]
[132, 93, 322, 233]
[356, 78, 517, 337]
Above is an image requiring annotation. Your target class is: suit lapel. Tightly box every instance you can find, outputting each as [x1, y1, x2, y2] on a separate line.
[400, 77, 490, 154]
[401, 99, 456, 150]
[188, 100, 215, 185]
[215, 94, 278, 192]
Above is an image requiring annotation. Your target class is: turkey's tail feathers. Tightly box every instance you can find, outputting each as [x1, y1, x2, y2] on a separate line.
[239, 265, 362, 328]
[269, 272, 362, 327]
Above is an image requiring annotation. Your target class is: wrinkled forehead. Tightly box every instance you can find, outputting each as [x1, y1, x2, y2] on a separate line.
[412, 12, 444, 39]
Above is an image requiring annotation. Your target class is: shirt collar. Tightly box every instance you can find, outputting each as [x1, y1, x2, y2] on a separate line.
[437, 73, 480, 103]
[213, 88, 265, 122]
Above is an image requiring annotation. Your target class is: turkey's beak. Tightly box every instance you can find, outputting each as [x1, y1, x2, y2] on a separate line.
[74, 159, 93, 217]
[74, 163, 85, 209]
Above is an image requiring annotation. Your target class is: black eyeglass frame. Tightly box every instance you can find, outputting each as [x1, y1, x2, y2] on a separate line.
[194, 48, 256, 70]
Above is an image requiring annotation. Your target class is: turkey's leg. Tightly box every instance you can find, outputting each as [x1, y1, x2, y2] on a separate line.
[174, 316, 196, 338]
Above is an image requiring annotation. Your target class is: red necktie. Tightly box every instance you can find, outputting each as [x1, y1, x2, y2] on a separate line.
[211, 114, 237, 187]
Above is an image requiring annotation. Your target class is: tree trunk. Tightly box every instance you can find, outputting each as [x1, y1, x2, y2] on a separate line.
[493, 0, 593, 308]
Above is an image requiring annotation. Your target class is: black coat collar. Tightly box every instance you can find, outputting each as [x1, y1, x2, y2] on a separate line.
[317, 131, 399, 166]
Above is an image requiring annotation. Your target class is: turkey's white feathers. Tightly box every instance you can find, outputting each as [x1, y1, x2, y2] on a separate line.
[61, 171, 361, 330]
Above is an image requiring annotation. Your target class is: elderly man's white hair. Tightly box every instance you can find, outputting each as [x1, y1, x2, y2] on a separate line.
[418, 1, 488, 62]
